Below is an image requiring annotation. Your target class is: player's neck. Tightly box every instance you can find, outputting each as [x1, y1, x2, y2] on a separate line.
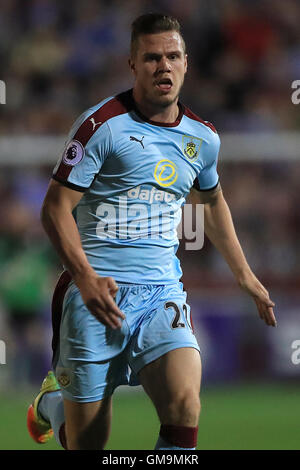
[132, 90, 180, 124]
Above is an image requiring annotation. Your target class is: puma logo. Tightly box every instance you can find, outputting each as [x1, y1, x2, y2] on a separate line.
[90, 117, 102, 131]
[130, 135, 145, 149]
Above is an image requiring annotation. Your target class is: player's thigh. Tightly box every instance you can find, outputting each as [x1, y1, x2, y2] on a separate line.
[128, 283, 201, 420]
[64, 396, 112, 450]
[139, 347, 201, 403]
[138, 347, 201, 425]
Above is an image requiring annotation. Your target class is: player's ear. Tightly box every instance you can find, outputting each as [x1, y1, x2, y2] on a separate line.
[128, 58, 137, 76]
[128, 58, 135, 72]
[184, 54, 188, 74]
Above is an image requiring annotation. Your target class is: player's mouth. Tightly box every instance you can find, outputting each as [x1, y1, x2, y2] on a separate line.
[155, 78, 173, 92]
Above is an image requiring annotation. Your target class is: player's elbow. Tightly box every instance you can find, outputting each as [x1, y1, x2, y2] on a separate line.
[40, 198, 57, 233]
[40, 200, 51, 231]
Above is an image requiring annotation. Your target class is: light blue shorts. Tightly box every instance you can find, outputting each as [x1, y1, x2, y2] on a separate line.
[54, 281, 200, 403]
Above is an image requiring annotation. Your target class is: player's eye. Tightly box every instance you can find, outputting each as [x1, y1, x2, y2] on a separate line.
[144, 54, 161, 62]
[168, 53, 180, 60]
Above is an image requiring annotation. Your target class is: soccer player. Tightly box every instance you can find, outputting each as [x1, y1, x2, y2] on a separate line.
[27, 13, 276, 450]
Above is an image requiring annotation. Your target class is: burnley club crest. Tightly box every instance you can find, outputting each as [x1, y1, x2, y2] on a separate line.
[182, 135, 203, 161]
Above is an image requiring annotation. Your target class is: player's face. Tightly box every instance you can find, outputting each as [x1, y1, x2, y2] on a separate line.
[130, 31, 187, 109]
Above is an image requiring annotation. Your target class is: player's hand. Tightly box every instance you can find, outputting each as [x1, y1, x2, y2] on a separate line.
[75, 274, 125, 329]
[238, 272, 277, 327]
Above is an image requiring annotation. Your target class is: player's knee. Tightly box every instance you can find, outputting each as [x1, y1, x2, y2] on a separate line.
[178, 391, 201, 422]
[163, 390, 201, 426]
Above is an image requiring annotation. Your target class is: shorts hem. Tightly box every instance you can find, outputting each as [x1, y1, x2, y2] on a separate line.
[59, 381, 127, 403]
[130, 342, 201, 376]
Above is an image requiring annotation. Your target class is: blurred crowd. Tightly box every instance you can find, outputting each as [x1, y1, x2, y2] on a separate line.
[182, 160, 300, 285]
[0, 167, 60, 386]
[0, 0, 299, 386]
[0, 0, 300, 133]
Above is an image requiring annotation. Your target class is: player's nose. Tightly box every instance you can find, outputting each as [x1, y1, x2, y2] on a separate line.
[157, 56, 171, 73]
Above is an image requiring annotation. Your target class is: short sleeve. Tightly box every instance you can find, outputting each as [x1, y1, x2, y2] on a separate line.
[52, 113, 112, 192]
[194, 132, 220, 191]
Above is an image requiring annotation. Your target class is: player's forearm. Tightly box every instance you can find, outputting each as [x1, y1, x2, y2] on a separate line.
[40, 203, 96, 282]
[203, 192, 252, 282]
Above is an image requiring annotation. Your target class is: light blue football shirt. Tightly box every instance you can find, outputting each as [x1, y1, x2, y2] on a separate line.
[53, 89, 220, 284]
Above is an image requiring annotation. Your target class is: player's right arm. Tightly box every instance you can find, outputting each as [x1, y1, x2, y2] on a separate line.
[41, 179, 125, 329]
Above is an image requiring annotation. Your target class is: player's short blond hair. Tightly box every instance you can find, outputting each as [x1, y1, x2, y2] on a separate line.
[130, 13, 186, 58]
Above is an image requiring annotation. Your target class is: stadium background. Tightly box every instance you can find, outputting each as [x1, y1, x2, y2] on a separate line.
[0, 0, 299, 450]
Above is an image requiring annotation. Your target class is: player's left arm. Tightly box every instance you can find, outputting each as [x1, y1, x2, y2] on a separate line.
[190, 185, 277, 327]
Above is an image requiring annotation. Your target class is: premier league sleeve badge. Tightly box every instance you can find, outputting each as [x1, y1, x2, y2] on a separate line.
[62, 139, 85, 166]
